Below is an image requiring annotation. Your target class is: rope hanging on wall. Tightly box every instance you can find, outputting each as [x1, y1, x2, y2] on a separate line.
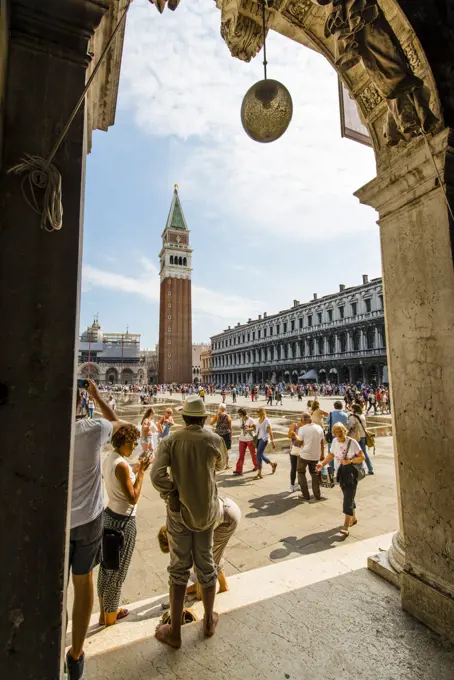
[7, 1, 132, 233]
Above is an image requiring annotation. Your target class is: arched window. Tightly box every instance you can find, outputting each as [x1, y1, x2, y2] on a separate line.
[179, 257, 183, 265]
[170, 255, 174, 265]
[183, 257, 187, 266]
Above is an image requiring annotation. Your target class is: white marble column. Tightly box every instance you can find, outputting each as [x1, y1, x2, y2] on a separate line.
[356, 129, 454, 640]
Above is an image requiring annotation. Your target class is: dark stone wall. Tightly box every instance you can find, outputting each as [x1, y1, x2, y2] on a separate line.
[399, 0, 454, 126]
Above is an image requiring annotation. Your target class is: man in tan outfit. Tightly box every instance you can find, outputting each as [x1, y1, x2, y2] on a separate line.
[151, 395, 227, 648]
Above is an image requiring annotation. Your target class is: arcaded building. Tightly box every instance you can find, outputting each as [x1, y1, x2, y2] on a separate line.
[211, 276, 387, 386]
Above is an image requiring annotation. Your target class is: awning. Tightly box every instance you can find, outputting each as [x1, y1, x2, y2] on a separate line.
[299, 369, 317, 380]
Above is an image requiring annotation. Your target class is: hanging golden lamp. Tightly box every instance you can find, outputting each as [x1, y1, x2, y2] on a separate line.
[241, 0, 293, 143]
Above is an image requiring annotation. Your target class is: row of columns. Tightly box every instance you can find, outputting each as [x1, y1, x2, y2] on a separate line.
[212, 326, 385, 368]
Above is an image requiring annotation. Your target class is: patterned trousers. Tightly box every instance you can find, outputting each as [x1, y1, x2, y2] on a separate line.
[97, 509, 137, 613]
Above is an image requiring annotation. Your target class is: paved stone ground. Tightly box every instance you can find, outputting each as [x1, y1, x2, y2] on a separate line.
[87, 565, 454, 680]
[67, 433, 397, 614]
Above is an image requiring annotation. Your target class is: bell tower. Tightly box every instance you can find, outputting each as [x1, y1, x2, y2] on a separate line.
[158, 185, 193, 384]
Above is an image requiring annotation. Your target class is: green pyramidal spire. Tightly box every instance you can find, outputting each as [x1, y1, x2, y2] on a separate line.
[165, 184, 188, 231]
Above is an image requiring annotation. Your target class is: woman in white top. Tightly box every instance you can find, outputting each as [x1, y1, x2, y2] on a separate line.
[233, 407, 258, 475]
[140, 407, 158, 459]
[254, 408, 277, 480]
[97, 424, 151, 626]
[316, 422, 365, 537]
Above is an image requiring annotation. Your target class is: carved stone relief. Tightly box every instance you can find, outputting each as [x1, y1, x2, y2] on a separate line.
[358, 83, 384, 115]
[219, 0, 266, 62]
[309, 1, 438, 145]
[280, 0, 313, 28]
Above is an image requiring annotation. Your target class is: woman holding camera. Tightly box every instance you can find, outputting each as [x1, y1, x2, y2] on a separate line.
[98, 424, 151, 626]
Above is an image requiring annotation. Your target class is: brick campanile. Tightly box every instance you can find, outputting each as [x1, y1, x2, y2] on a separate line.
[158, 185, 192, 384]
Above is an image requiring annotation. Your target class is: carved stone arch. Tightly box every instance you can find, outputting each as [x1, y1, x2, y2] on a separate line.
[217, 0, 443, 162]
[79, 362, 100, 378]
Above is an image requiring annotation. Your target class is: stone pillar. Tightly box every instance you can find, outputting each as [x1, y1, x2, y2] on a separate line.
[356, 129, 454, 641]
[0, 2, 110, 678]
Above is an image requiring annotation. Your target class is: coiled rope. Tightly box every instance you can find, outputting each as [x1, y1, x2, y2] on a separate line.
[7, 1, 132, 233]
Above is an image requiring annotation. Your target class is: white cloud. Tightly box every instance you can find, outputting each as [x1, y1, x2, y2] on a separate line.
[119, 0, 378, 242]
[82, 258, 263, 325]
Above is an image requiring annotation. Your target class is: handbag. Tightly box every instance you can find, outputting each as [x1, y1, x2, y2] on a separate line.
[101, 506, 134, 571]
[252, 434, 259, 448]
[353, 414, 374, 450]
[325, 413, 333, 444]
[290, 444, 301, 456]
[343, 439, 366, 482]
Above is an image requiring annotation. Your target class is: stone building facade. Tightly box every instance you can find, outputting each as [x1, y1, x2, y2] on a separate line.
[158, 186, 192, 384]
[200, 346, 213, 384]
[192, 343, 210, 383]
[78, 318, 143, 384]
[211, 276, 387, 386]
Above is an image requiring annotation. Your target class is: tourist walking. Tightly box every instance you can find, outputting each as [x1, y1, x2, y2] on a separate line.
[266, 385, 273, 406]
[98, 424, 151, 626]
[316, 423, 365, 536]
[199, 386, 205, 402]
[287, 414, 304, 492]
[68, 380, 121, 680]
[295, 412, 325, 502]
[234, 407, 258, 475]
[254, 408, 277, 479]
[87, 396, 95, 419]
[326, 401, 348, 472]
[151, 395, 227, 648]
[140, 407, 157, 459]
[347, 404, 374, 475]
[211, 404, 232, 469]
[158, 408, 175, 440]
[310, 399, 328, 426]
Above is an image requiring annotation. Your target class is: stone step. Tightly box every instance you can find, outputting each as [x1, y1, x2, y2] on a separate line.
[78, 532, 394, 662]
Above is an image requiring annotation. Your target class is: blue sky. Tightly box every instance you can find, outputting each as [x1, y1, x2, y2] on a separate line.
[80, 0, 380, 348]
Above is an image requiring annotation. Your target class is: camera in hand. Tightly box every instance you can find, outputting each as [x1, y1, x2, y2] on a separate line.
[77, 379, 89, 389]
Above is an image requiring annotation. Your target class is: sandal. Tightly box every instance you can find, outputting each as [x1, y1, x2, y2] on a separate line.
[117, 608, 129, 621]
[339, 528, 350, 537]
[271, 462, 278, 475]
[350, 519, 358, 527]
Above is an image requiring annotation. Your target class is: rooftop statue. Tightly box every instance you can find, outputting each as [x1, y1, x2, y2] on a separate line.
[310, 0, 438, 144]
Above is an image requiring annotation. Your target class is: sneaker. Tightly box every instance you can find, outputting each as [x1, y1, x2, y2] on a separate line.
[66, 651, 85, 680]
[294, 484, 301, 491]
[289, 485, 295, 493]
[233, 471, 243, 476]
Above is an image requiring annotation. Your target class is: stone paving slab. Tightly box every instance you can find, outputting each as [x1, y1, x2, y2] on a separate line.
[83, 535, 454, 680]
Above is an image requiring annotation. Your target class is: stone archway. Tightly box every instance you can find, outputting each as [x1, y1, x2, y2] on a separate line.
[79, 362, 100, 380]
[121, 368, 134, 385]
[209, 2, 453, 636]
[105, 367, 119, 384]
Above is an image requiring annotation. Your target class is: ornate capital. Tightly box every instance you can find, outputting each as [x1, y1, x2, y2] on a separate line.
[218, 0, 268, 62]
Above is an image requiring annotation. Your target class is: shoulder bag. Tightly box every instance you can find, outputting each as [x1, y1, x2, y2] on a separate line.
[344, 438, 366, 481]
[325, 413, 333, 444]
[353, 413, 375, 450]
[102, 505, 134, 571]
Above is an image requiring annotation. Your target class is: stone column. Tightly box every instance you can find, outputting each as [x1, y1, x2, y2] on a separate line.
[0, 2, 110, 678]
[356, 129, 454, 641]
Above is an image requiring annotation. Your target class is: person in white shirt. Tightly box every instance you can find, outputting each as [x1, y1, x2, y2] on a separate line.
[253, 408, 277, 480]
[316, 422, 365, 537]
[67, 380, 123, 680]
[295, 412, 325, 501]
[97, 424, 151, 626]
[233, 407, 258, 475]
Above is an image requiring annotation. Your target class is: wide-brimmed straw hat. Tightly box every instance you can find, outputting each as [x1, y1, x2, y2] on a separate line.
[181, 395, 208, 417]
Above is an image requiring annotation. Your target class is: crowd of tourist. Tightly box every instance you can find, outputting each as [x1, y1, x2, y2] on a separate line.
[68, 377, 383, 679]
